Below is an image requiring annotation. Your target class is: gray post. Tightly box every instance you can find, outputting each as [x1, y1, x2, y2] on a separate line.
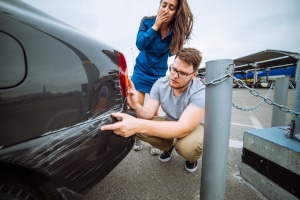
[271, 77, 289, 127]
[292, 59, 300, 139]
[253, 68, 257, 84]
[266, 68, 270, 81]
[200, 59, 233, 200]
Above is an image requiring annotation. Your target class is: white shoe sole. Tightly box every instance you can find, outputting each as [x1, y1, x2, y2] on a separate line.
[133, 139, 143, 151]
[150, 148, 161, 155]
[133, 145, 143, 151]
[159, 155, 171, 162]
[185, 163, 198, 173]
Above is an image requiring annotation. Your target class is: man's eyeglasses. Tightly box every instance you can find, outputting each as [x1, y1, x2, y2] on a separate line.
[169, 65, 195, 79]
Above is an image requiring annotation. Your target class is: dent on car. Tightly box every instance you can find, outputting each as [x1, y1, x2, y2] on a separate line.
[0, 0, 134, 199]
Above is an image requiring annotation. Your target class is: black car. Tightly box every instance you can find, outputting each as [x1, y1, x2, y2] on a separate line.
[255, 80, 273, 88]
[0, 0, 134, 199]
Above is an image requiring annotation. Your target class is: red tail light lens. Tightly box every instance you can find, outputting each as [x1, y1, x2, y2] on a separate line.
[118, 52, 129, 97]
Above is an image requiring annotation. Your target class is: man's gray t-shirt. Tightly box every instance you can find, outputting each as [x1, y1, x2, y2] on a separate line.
[150, 76, 205, 123]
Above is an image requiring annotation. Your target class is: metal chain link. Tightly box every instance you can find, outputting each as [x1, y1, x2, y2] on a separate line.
[202, 64, 300, 118]
[289, 81, 296, 93]
[232, 82, 274, 111]
[202, 73, 231, 86]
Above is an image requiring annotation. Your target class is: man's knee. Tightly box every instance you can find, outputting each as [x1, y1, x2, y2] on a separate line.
[175, 139, 203, 161]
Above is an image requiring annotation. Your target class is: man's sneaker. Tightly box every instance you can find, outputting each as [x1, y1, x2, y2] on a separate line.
[185, 160, 198, 173]
[150, 146, 161, 155]
[133, 139, 143, 151]
[159, 146, 174, 162]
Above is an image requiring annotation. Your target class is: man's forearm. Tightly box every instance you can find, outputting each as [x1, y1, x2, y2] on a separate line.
[136, 119, 192, 139]
[132, 103, 154, 119]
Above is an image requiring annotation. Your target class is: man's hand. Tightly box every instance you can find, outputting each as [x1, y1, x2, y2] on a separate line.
[101, 113, 139, 138]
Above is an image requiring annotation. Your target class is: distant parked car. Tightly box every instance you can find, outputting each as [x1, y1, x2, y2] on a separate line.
[232, 80, 239, 88]
[255, 80, 273, 88]
[0, 0, 134, 199]
[244, 81, 255, 88]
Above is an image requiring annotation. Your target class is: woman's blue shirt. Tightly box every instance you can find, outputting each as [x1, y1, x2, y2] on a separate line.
[131, 17, 173, 93]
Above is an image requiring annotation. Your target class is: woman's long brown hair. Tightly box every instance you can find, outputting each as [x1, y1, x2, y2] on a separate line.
[144, 0, 194, 54]
[170, 0, 194, 54]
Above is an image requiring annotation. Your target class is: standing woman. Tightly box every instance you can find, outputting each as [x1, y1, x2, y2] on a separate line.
[131, 0, 194, 153]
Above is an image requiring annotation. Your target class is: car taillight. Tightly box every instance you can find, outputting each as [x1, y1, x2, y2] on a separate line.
[118, 52, 129, 97]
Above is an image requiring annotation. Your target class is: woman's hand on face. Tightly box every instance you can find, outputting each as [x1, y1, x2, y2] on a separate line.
[153, 10, 169, 30]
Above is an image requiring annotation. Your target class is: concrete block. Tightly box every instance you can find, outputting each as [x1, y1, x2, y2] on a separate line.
[241, 163, 298, 200]
[243, 126, 300, 175]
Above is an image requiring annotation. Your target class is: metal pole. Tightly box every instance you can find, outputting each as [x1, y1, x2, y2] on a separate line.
[271, 77, 289, 127]
[200, 59, 233, 200]
[254, 68, 257, 84]
[266, 68, 270, 81]
[292, 59, 300, 139]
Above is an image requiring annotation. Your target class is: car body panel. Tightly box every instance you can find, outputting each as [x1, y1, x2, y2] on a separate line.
[0, 0, 134, 197]
[0, 107, 133, 193]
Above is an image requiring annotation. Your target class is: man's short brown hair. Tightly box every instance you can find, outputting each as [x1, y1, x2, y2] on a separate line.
[175, 47, 202, 71]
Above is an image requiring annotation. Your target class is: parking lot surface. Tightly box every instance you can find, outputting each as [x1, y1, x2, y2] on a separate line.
[85, 88, 295, 200]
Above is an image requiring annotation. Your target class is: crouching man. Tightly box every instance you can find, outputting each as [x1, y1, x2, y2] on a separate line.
[101, 47, 205, 172]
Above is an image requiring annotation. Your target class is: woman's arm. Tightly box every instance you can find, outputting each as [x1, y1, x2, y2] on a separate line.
[136, 18, 158, 51]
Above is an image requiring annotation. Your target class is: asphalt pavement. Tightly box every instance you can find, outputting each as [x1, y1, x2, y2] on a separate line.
[85, 88, 295, 200]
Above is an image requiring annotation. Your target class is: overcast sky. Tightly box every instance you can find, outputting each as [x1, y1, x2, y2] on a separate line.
[23, 0, 300, 75]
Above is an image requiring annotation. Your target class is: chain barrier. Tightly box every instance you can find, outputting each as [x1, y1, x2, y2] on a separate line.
[232, 81, 274, 111]
[202, 64, 300, 118]
[289, 81, 296, 93]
